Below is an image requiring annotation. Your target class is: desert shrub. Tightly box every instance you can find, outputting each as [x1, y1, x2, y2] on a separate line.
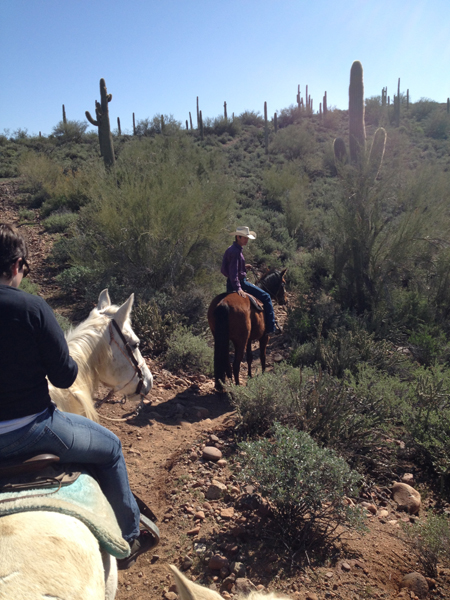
[18, 208, 35, 223]
[164, 327, 213, 375]
[365, 96, 383, 126]
[132, 300, 177, 357]
[238, 423, 366, 552]
[42, 211, 78, 233]
[203, 116, 242, 137]
[52, 120, 89, 142]
[63, 135, 233, 296]
[290, 316, 407, 378]
[262, 163, 310, 239]
[424, 110, 450, 139]
[276, 104, 304, 128]
[408, 324, 449, 366]
[268, 124, 315, 160]
[405, 366, 450, 483]
[238, 110, 263, 127]
[402, 513, 450, 577]
[331, 158, 450, 315]
[19, 278, 40, 295]
[54, 313, 72, 333]
[135, 114, 181, 136]
[55, 265, 98, 296]
[19, 153, 92, 214]
[410, 98, 439, 121]
[228, 364, 395, 458]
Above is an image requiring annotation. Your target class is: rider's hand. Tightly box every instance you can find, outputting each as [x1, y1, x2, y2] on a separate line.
[245, 264, 252, 270]
[237, 289, 247, 298]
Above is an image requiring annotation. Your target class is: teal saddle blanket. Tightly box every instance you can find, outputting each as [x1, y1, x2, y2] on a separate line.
[0, 472, 130, 559]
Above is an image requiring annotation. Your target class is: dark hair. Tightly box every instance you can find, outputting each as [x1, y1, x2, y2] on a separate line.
[0, 223, 29, 279]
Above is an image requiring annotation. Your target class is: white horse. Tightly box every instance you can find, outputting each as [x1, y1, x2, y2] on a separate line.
[170, 565, 285, 600]
[0, 290, 153, 600]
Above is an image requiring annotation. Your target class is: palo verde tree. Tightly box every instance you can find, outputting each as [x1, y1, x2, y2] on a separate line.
[85, 78, 115, 168]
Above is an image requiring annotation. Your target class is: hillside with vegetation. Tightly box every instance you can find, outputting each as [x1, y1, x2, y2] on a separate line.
[2, 63, 450, 597]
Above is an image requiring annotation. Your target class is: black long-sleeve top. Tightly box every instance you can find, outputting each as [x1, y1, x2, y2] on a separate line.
[0, 284, 78, 420]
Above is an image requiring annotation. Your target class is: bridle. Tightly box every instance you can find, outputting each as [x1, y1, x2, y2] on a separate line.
[257, 270, 286, 303]
[108, 319, 146, 397]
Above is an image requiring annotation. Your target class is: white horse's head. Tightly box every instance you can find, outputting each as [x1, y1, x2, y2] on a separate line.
[96, 289, 153, 402]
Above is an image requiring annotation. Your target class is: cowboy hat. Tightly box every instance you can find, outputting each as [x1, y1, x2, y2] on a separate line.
[230, 226, 256, 240]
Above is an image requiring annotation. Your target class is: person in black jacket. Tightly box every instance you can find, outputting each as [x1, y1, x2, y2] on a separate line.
[0, 223, 155, 569]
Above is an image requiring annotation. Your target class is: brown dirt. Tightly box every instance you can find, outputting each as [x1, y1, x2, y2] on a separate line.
[1, 179, 450, 600]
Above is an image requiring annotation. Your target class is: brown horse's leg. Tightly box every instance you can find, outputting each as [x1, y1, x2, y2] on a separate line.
[259, 333, 269, 373]
[232, 340, 247, 386]
[246, 340, 253, 378]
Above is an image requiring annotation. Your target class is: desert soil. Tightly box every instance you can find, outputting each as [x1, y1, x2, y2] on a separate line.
[1, 179, 450, 600]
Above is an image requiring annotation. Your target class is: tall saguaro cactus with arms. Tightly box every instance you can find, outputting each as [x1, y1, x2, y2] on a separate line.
[332, 61, 387, 313]
[86, 78, 115, 168]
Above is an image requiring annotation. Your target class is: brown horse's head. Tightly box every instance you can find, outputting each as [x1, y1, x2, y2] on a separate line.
[259, 268, 287, 305]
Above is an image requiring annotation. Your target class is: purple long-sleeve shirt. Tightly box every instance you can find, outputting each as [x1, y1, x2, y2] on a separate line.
[221, 241, 246, 291]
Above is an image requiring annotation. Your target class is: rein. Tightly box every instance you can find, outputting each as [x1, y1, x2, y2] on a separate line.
[108, 319, 145, 397]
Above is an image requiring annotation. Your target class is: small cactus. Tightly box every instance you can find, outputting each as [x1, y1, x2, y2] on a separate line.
[62, 104, 67, 124]
[117, 117, 121, 136]
[85, 78, 115, 168]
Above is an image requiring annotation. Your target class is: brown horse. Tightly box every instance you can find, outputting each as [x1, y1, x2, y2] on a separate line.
[208, 269, 287, 391]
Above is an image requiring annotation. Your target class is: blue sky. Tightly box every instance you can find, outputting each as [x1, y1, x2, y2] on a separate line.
[1, 0, 449, 136]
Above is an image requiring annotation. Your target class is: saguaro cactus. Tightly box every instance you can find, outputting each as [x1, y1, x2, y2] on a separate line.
[264, 101, 268, 155]
[334, 60, 386, 179]
[348, 61, 365, 163]
[85, 78, 115, 168]
[62, 104, 67, 124]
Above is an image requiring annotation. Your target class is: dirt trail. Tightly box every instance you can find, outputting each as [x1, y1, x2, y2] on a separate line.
[2, 179, 450, 600]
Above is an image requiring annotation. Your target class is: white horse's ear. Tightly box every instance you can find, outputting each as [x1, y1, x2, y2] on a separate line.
[169, 565, 223, 600]
[97, 289, 111, 311]
[114, 294, 134, 328]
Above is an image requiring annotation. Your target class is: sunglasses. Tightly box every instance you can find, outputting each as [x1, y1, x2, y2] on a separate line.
[19, 258, 30, 278]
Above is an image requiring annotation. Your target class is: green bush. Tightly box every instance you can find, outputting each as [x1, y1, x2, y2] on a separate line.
[135, 114, 181, 136]
[52, 120, 89, 142]
[268, 124, 315, 160]
[424, 110, 450, 139]
[405, 366, 450, 483]
[63, 135, 233, 295]
[238, 423, 366, 552]
[408, 324, 449, 366]
[132, 300, 177, 357]
[42, 211, 78, 233]
[402, 512, 450, 577]
[228, 364, 395, 460]
[164, 327, 213, 375]
[238, 110, 264, 127]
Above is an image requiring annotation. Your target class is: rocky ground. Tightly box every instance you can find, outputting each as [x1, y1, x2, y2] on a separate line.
[1, 179, 450, 600]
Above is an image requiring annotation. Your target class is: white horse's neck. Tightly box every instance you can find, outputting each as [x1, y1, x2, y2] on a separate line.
[50, 309, 112, 421]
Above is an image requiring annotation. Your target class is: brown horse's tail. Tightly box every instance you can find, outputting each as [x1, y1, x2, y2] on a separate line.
[213, 302, 230, 391]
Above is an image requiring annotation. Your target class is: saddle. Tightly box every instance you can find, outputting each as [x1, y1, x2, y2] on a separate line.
[0, 454, 80, 492]
[0, 454, 159, 558]
[231, 291, 264, 311]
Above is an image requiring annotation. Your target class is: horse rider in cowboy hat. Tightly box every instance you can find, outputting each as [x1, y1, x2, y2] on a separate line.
[221, 226, 281, 334]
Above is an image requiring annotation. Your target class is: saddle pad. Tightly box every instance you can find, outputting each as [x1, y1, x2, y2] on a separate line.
[0, 472, 130, 559]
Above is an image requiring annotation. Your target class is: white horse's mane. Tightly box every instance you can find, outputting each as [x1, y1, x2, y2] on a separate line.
[49, 304, 123, 422]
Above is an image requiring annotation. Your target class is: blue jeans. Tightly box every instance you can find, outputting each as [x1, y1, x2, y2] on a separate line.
[227, 277, 276, 333]
[0, 404, 140, 542]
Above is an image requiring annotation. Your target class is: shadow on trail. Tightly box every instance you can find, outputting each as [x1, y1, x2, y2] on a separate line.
[124, 389, 234, 430]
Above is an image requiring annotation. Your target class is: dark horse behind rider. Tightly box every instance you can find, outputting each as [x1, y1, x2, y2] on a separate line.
[208, 268, 287, 392]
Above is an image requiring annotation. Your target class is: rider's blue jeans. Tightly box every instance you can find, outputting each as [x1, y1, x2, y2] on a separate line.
[0, 403, 140, 543]
[226, 277, 276, 333]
